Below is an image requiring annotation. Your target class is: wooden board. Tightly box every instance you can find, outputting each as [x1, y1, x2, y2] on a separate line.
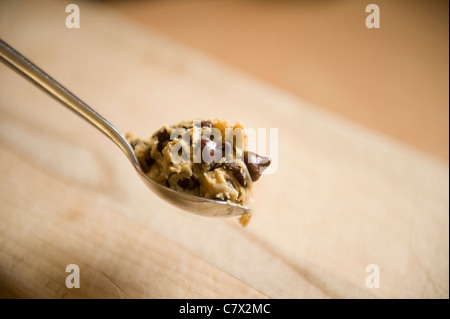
[0, 0, 448, 298]
[111, 0, 450, 162]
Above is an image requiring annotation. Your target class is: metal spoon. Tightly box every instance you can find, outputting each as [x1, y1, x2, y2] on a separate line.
[0, 38, 249, 218]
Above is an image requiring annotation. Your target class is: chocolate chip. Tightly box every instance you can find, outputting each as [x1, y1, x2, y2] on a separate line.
[131, 141, 139, 149]
[201, 120, 212, 128]
[138, 148, 155, 173]
[201, 137, 216, 156]
[222, 141, 232, 158]
[201, 136, 220, 168]
[177, 174, 199, 190]
[155, 128, 170, 152]
[157, 141, 165, 153]
[144, 149, 155, 168]
[223, 162, 247, 187]
[244, 151, 271, 181]
[156, 128, 170, 143]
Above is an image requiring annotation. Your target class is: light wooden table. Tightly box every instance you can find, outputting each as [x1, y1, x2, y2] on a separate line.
[0, 0, 448, 298]
[111, 0, 449, 162]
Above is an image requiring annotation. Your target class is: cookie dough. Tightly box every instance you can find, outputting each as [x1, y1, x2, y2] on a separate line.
[126, 119, 270, 226]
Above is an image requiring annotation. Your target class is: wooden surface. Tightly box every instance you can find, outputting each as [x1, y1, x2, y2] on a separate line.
[111, 0, 449, 162]
[0, 0, 448, 298]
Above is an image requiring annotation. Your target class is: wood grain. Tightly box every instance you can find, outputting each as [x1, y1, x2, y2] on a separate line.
[0, 0, 448, 298]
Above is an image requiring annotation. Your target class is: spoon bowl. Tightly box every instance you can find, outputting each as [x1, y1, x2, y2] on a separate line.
[0, 38, 249, 218]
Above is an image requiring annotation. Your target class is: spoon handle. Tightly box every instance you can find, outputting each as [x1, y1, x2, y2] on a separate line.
[0, 38, 138, 166]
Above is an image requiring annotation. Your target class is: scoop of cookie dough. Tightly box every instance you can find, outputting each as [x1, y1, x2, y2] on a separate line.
[126, 119, 270, 226]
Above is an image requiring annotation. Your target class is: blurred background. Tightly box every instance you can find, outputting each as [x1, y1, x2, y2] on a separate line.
[106, 0, 449, 162]
[0, 0, 448, 299]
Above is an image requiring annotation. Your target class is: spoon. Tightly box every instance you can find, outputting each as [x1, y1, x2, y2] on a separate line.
[0, 38, 249, 218]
